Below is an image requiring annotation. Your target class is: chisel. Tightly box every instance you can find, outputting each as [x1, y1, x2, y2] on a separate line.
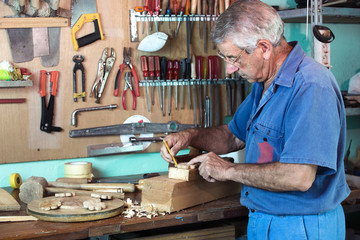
[180, 59, 187, 109]
[143, 0, 149, 34]
[202, 0, 207, 52]
[208, 56, 214, 127]
[190, 0, 197, 43]
[198, 0, 202, 39]
[195, 56, 203, 126]
[213, 56, 220, 126]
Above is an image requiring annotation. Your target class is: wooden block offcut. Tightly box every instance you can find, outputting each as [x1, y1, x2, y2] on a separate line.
[0, 188, 20, 211]
[141, 175, 241, 213]
[168, 167, 200, 181]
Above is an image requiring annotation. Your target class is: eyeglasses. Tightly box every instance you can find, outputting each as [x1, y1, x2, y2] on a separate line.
[217, 46, 248, 65]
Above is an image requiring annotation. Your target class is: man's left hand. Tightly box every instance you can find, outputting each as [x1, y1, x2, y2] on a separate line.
[188, 152, 234, 182]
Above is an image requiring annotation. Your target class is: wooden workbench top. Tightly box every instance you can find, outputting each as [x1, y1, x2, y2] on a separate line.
[0, 190, 247, 240]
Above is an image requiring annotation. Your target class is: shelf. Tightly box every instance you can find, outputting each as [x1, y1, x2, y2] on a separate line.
[346, 108, 360, 116]
[0, 80, 33, 88]
[278, 7, 360, 24]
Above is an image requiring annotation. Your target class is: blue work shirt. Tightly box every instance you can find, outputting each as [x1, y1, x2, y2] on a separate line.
[228, 41, 350, 215]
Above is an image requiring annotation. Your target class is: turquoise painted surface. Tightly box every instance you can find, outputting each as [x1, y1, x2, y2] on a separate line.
[1, 1, 359, 187]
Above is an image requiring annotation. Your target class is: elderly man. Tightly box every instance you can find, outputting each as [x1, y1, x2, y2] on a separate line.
[160, 0, 350, 239]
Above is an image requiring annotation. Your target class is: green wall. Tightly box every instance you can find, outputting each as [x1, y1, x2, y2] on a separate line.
[1, 1, 359, 187]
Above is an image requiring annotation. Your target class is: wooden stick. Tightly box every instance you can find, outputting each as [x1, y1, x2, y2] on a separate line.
[48, 182, 135, 193]
[0, 17, 69, 28]
[0, 216, 38, 222]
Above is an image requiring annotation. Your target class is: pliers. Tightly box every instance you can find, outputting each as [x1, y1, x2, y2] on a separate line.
[114, 47, 140, 97]
[72, 55, 85, 102]
[122, 72, 136, 110]
[39, 70, 62, 133]
[90, 48, 116, 104]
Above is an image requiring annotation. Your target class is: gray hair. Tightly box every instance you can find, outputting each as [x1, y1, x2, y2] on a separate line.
[211, 0, 284, 52]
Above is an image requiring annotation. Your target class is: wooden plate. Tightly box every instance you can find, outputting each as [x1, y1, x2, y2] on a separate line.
[27, 196, 124, 222]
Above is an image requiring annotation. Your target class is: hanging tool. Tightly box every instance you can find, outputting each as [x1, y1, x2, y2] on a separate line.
[186, 14, 192, 109]
[202, 56, 208, 105]
[180, 59, 186, 109]
[198, 0, 202, 39]
[208, 0, 214, 34]
[69, 121, 196, 138]
[142, 0, 149, 34]
[155, 56, 162, 112]
[160, 57, 167, 116]
[72, 55, 85, 102]
[155, 0, 161, 32]
[202, 0, 207, 52]
[173, 60, 180, 110]
[165, 0, 172, 30]
[114, 48, 140, 97]
[195, 56, 203, 126]
[167, 60, 173, 116]
[122, 72, 136, 110]
[208, 56, 214, 127]
[148, 0, 155, 32]
[70, 0, 104, 51]
[190, 0, 197, 44]
[204, 96, 210, 128]
[148, 56, 155, 105]
[213, 56, 220, 126]
[90, 48, 116, 104]
[141, 55, 151, 112]
[71, 104, 118, 127]
[39, 70, 62, 133]
[191, 55, 197, 126]
[219, 0, 225, 14]
[175, 0, 187, 37]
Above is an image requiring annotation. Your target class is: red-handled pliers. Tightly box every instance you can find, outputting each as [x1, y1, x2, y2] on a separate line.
[122, 72, 136, 110]
[114, 47, 140, 97]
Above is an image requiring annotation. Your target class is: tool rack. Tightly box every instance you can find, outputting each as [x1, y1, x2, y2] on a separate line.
[130, 9, 219, 42]
[138, 78, 243, 88]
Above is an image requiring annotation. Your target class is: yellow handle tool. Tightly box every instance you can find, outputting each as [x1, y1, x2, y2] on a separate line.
[71, 13, 104, 51]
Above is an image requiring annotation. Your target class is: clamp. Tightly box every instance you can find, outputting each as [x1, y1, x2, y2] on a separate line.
[39, 70, 62, 133]
[72, 55, 85, 102]
[90, 48, 116, 104]
[122, 72, 136, 110]
[114, 47, 140, 97]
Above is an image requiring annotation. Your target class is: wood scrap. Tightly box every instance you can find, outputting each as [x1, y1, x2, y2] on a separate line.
[39, 198, 61, 211]
[83, 198, 106, 211]
[0, 188, 21, 211]
[168, 164, 200, 181]
[19, 176, 48, 203]
[122, 198, 166, 219]
[0, 216, 38, 222]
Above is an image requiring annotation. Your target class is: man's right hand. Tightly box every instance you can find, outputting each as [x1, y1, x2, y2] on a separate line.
[160, 130, 195, 164]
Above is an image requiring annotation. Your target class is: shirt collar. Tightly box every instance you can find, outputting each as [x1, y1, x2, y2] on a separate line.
[274, 41, 306, 88]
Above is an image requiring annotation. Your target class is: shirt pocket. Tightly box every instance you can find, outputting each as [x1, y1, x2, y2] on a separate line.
[250, 123, 285, 163]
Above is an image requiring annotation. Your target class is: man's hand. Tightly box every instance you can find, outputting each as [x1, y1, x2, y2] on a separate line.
[160, 130, 194, 164]
[188, 152, 234, 182]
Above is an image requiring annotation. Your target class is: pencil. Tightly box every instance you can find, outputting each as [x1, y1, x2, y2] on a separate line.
[163, 139, 178, 167]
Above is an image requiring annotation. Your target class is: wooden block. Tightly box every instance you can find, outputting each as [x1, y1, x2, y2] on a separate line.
[168, 167, 200, 181]
[141, 175, 241, 213]
[0, 189, 20, 211]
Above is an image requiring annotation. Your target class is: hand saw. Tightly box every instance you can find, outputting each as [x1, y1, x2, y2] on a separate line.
[70, 0, 104, 51]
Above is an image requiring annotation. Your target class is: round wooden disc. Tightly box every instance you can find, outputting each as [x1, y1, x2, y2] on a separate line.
[27, 196, 124, 222]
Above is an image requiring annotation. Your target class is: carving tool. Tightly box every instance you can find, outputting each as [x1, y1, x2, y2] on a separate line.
[163, 139, 178, 167]
[202, 0, 207, 52]
[167, 60, 173, 115]
[160, 57, 167, 116]
[191, 55, 197, 126]
[155, 56, 162, 111]
[195, 56, 203, 126]
[175, 0, 187, 37]
[173, 60, 180, 109]
[148, 56, 155, 105]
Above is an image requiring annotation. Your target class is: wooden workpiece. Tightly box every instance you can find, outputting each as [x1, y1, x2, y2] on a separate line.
[141, 175, 242, 213]
[168, 163, 200, 181]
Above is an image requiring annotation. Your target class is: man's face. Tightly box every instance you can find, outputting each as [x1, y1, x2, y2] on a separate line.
[217, 40, 265, 83]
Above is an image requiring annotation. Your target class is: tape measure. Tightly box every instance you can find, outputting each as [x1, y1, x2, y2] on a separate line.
[9, 173, 22, 189]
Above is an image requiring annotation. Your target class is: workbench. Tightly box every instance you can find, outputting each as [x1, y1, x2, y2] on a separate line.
[0, 189, 248, 240]
[1, 187, 360, 240]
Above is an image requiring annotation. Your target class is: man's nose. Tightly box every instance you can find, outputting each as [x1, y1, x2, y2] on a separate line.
[226, 63, 239, 75]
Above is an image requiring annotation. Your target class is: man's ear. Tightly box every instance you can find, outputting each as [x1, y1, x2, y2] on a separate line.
[257, 40, 272, 60]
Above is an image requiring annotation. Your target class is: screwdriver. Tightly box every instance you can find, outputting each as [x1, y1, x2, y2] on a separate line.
[160, 57, 167, 116]
[167, 60, 173, 116]
[140, 55, 151, 112]
[208, 56, 214, 127]
[191, 55, 197, 126]
[143, 0, 149, 34]
[202, 0, 207, 52]
[155, 56, 162, 112]
[175, 0, 187, 37]
[198, 0, 202, 39]
[173, 60, 180, 110]
[165, 0, 172, 29]
[190, 0, 197, 43]
[155, 0, 160, 31]
[148, 56, 155, 105]
[195, 56, 203, 126]
[213, 56, 220, 126]
[148, 0, 154, 32]
[180, 59, 187, 109]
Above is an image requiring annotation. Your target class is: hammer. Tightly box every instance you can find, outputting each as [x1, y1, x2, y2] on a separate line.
[19, 176, 133, 203]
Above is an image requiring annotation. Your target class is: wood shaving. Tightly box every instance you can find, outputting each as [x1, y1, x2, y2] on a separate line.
[39, 199, 62, 211]
[83, 198, 106, 211]
[122, 198, 167, 219]
[55, 192, 75, 198]
[91, 193, 113, 200]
